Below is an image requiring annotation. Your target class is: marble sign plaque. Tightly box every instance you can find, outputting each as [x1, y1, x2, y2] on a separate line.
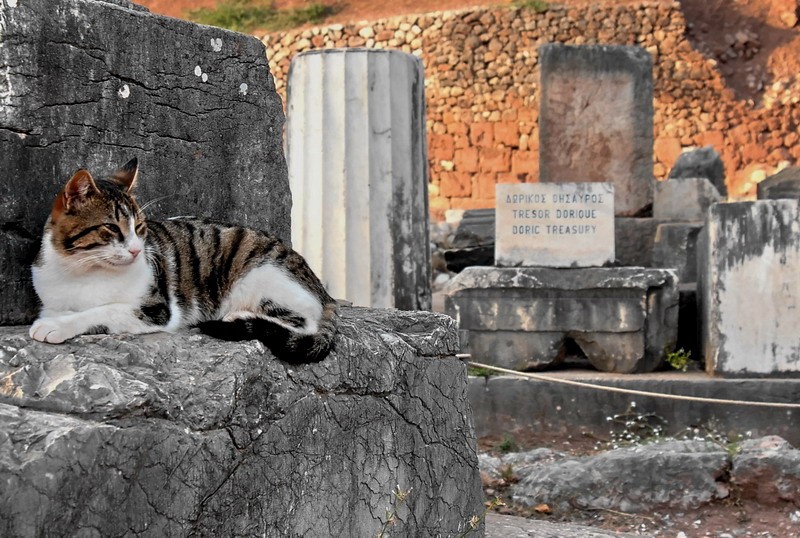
[496, 183, 615, 267]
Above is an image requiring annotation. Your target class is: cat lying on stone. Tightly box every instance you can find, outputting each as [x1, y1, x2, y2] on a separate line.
[30, 158, 337, 363]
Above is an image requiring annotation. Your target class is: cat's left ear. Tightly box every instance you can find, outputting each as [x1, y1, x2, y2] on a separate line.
[110, 157, 139, 192]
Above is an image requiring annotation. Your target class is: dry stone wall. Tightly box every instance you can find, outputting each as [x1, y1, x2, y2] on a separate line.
[262, 1, 800, 220]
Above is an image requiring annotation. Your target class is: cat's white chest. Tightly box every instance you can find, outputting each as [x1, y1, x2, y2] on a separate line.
[32, 243, 152, 315]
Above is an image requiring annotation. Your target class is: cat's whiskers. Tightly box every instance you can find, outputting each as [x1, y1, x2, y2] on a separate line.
[144, 249, 161, 276]
[137, 194, 173, 216]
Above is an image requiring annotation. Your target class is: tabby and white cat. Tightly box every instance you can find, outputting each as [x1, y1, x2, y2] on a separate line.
[30, 158, 338, 363]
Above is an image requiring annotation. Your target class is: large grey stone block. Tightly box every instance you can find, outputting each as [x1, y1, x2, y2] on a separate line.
[653, 223, 703, 283]
[757, 166, 800, 200]
[654, 177, 722, 221]
[444, 267, 678, 373]
[699, 200, 800, 376]
[668, 146, 727, 197]
[286, 49, 431, 310]
[0, 0, 290, 324]
[539, 44, 654, 217]
[0, 308, 483, 536]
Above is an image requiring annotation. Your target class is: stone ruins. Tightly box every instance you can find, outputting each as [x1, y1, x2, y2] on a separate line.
[0, 1, 482, 535]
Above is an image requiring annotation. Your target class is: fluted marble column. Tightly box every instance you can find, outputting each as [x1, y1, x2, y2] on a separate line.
[287, 49, 431, 310]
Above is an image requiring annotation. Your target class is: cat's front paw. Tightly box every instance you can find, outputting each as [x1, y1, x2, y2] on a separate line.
[29, 318, 77, 344]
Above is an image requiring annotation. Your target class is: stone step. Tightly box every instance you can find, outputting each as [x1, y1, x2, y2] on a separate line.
[469, 372, 800, 445]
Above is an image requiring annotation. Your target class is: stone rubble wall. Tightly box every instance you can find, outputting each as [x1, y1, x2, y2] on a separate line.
[262, 1, 800, 219]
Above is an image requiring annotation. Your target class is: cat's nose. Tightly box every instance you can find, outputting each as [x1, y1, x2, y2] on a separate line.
[128, 247, 142, 258]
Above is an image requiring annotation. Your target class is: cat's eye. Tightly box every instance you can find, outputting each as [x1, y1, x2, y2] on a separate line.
[135, 223, 147, 235]
[102, 223, 124, 240]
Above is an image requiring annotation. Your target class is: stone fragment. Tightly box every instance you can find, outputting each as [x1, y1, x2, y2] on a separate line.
[668, 146, 727, 197]
[699, 200, 800, 375]
[539, 44, 654, 217]
[0, 0, 290, 324]
[653, 177, 722, 221]
[286, 49, 431, 310]
[653, 223, 703, 283]
[444, 266, 678, 373]
[0, 308, 483, 536]
[757, 166, 800, 200]
[732, 436, 800, 505]
[503, 440, 730, 512]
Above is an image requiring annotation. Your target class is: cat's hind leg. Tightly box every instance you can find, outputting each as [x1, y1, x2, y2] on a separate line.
[216, 263, 322, 334]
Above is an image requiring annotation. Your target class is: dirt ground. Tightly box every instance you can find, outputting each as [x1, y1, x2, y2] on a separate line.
[479, 430, 800, 537]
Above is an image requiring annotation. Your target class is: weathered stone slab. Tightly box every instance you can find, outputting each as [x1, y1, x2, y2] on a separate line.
[757, 166, 800, 200]
[653, 223, 703, 283]
[0, 0, 290, 324]
[539, 44, 654, 217]
[444, 267, 678, 373]
[699, 200, 800, 376]
[0, 307, 483, 536]
[495, 440, 730, 513]
[654, 177, 722, 221]
[286, 49, 430, 310]
[495, 183, 615, 267]
[668, 146, 727, 197]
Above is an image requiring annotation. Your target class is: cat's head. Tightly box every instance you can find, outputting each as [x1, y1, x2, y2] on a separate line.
[46, 158, 147, 269]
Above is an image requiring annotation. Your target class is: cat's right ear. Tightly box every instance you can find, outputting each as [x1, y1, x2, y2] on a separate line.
[110, 157, 139, 192]
[60, 169, 99, 211]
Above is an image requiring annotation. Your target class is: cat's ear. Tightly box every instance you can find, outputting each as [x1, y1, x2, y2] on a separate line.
[62, 169, 99, 209]
[110, 157, 139, 192]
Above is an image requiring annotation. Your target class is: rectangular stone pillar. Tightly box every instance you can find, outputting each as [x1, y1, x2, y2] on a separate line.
[539, 44, 654, 217]
[699, 200, 800, 375]
[0, 0, 290, 324]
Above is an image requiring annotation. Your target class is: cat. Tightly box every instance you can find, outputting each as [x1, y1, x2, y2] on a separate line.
[29, 157, 338, 364]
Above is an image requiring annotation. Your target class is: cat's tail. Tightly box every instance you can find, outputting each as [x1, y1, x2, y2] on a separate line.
[197, 301, 339, 364]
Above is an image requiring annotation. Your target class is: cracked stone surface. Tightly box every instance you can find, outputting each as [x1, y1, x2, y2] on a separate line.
[0, 307, 484, 537]
[0, 0, 290, 323]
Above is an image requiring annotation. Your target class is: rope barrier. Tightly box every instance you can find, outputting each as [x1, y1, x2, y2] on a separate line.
[461, 357, 800, 409]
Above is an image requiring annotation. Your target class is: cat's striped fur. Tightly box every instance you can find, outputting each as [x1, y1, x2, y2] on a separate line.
[30, 158, 338, 363]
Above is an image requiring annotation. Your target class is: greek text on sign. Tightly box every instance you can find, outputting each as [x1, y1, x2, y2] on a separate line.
[495, 183, 615, 267]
